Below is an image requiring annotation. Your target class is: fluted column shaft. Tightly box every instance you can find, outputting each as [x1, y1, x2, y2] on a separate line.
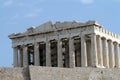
[102, 38, 109, 68]
[81, 34, 87, 67]
[34, 43, 40, 66]
[108, 40, 114, 68]
[46, 41, 51, 67]
[69, 38, 75, 68]
[97, 35, 103, 67]
[13, 47, 18, 67]
[114, 42, 119, 68]
[57, 39, 63, 67]
[23, 46, 28, 67]
[91, 34, 98, 67]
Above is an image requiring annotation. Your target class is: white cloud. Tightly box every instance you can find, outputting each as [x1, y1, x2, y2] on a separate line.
[80, 0, 95, 4]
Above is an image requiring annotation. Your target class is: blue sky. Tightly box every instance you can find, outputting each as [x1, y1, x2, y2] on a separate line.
[0, 0, 120, 67]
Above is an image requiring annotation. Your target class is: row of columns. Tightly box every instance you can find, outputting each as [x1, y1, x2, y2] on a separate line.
[13, 33, 120, 68]
[96, 36, 120, 68]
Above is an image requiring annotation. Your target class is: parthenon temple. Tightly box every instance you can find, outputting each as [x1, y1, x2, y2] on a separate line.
[9, 21, 120, 68]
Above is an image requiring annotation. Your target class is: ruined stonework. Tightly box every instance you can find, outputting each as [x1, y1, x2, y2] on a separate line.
[5, 20, 120, 80]
[0, 67, 29, 80]
[9, 21, 120, 68]
[29, 66, 120, 80]
[1, 67, 120, 80]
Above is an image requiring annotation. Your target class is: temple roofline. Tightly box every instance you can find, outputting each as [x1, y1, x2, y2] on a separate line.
[9, 20, 101, 39]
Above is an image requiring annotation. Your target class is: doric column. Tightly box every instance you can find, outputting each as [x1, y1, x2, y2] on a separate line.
[34, 42, 40, 66]
[114, 42, 119, 68]
[23, 45, 28, 67]
[13, 47, 18, 67]
[81, 34, 87, 67]
[102, 38, 109, 68]
[46, 41, 51, 67]
[108, 40, 114, 68]
[57, 39, 63, 67]
[69, 38, 75, 68]
[96, 35, 103, 67]
[20, 48, 23, 67]
[91, 34, 98, 67]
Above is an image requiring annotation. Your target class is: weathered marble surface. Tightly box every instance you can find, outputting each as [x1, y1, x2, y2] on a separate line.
[0, 67, 29, 80]
[29, 66, 120, 80]
[1, 66, 120, 80]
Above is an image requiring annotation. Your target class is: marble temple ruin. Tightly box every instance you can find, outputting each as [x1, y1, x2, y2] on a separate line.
[9, 20, 120, 69]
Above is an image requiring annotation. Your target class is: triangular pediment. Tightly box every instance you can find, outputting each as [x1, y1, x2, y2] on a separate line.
[27, 21, 85, 34]
[33, 21, 54, 33]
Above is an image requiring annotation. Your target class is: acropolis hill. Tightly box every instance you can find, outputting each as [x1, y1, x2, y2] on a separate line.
[1, 20, 120, 80]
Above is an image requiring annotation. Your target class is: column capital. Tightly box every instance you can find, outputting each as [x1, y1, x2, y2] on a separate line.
[21, 45, 27, 48]
[89, 33, 96, 39]
[57, 39, 62, 45]
[96, 35, 101, 37]
[34, 42, 39, 48]
[81, 34, 85, 37]
[69, 37, 74, 40]
[101, 37, 106, 40]
[113, 41, 118, 45]
[45, 40, 51, 44]
[91, 33, 96, 35]
[12, 46, 18, 48]
[56, 37, 62, 40]
[107, 39, 112, 42]
[90, 33, 96, 36]
[13, 46, 18, 49]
